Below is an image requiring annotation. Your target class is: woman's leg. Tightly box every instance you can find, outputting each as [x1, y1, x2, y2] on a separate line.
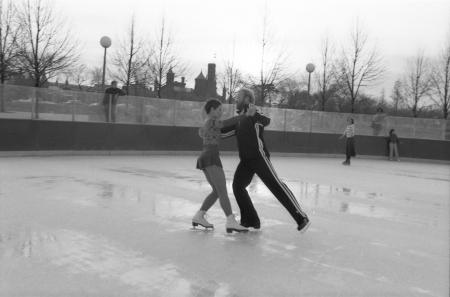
[394, 143, 399, 160]
[204, 165, 232, 216]
[389, 143, 394, 160]
[199, 169, 219, 212]
[345, 139, 351, 162]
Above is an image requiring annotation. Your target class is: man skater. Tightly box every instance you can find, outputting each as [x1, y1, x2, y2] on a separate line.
[221, 88, 310, 233]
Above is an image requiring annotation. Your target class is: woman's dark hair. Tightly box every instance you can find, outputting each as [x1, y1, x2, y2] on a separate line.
[389, 129, 395, 135]
[204, 99, 222, 114]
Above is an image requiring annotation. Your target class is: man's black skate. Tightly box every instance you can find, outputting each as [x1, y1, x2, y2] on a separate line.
[240, 221, 261, 230]
[297, 217, 310, 233]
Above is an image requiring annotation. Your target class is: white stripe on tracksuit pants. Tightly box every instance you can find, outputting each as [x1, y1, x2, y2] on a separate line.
[254, 123, 308, 219]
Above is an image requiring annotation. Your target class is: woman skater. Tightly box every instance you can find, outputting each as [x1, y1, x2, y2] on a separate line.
[339, 117, 356, 165]
[192, 99, 248, 233]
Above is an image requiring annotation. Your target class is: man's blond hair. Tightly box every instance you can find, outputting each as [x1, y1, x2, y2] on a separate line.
[238, 88, 255, 104]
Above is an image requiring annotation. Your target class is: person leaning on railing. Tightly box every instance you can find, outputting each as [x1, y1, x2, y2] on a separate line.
[103, 80, 126, 123]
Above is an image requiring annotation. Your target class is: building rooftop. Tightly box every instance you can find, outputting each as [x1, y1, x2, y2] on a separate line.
[195, 71, 206, 80]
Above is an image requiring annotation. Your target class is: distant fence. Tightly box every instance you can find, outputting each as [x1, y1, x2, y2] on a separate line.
[1, 84, 448, 141]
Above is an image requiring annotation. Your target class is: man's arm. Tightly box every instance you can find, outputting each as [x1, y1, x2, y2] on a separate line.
[252, 112, 270, 127]
[221, 115, 244, 129]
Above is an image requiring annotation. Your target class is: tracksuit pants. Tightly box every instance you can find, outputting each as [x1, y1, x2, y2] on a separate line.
[232, 156, 308, 227]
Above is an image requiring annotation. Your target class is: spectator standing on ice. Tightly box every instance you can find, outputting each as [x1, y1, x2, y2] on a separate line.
[388, 129, 400, 161]
[103, 80, 126, 123]
[340, 117, 356, 165]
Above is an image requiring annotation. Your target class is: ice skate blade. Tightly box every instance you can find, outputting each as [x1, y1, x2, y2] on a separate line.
[192, 222, 214, 229]
[298, 221, 311, 234]
[226, 228, 249, 234]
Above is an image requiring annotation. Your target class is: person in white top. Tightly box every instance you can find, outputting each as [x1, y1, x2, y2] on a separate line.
[339, 117, 356, 165]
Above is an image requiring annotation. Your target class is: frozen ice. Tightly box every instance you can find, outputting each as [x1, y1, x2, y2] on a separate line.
[0, 155, 448, 297]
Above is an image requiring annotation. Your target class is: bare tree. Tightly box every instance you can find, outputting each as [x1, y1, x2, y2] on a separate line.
[251, 4, 289, 106]
[112, 15, 149, 95]
[218, 39, 244, 103]
[0, 0, 19, 84]
[0, 0, 20, 112]
[403, 51, 432, 117]
[430, 41, 450, 119]
[220, 60, 244, 103]
[316, 35, 336, 111]
[148, 16, 185, 98]
[15, 0, 79, 87]
[277, 77, 307, 108]
[390, 79, 405, 115]
[70, 64, 88, 90]
[338, 22, 384, 113]
[89, 66, 103, 87]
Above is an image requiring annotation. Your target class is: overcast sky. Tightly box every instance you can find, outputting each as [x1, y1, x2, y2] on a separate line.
[55, 0, 450, 97]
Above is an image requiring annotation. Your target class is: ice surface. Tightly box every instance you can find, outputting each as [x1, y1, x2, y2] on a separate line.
[0, 155, 448, 297]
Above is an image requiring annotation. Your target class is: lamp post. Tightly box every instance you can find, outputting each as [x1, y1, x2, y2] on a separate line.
[100, 36, 112, 90]
[306, 63, 315, 136]
[306, 63, 315, 97]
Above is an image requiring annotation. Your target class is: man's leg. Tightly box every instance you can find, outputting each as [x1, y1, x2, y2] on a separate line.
[394, 143, 399, 160]
[345, 139, 351, 164]
[103, 105, 109, 122]
[252, 157, 309, 229]
[111, 104, 116, 123]
[389, 143, 394, 160]
[232, 160, 259, 227]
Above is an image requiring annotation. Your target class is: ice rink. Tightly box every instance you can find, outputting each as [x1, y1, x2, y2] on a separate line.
[0, 154, 448, 297]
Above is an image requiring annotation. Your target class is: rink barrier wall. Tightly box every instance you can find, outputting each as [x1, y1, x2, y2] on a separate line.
[1, 84, 450, 141]
[1, 118, 449, 160]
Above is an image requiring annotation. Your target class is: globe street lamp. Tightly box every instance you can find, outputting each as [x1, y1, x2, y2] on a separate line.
[100, 36, 112, 90]
[306, 63, 316, 135]
[306, 63, 315, 97]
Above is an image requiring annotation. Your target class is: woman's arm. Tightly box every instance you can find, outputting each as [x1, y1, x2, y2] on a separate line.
[221, 115, 244, 130]
[339, 126, 347, 139]
[220, 115, 245, 138]
[198, 126, 205, 138]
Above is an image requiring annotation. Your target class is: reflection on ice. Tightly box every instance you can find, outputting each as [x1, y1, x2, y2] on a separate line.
[25, 168, 439, 227]
[1, 156, 448, 297]
[1, 228, 234, 297]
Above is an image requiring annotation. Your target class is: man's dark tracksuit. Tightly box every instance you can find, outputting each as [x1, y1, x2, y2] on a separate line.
[221, 112, 308, 228]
